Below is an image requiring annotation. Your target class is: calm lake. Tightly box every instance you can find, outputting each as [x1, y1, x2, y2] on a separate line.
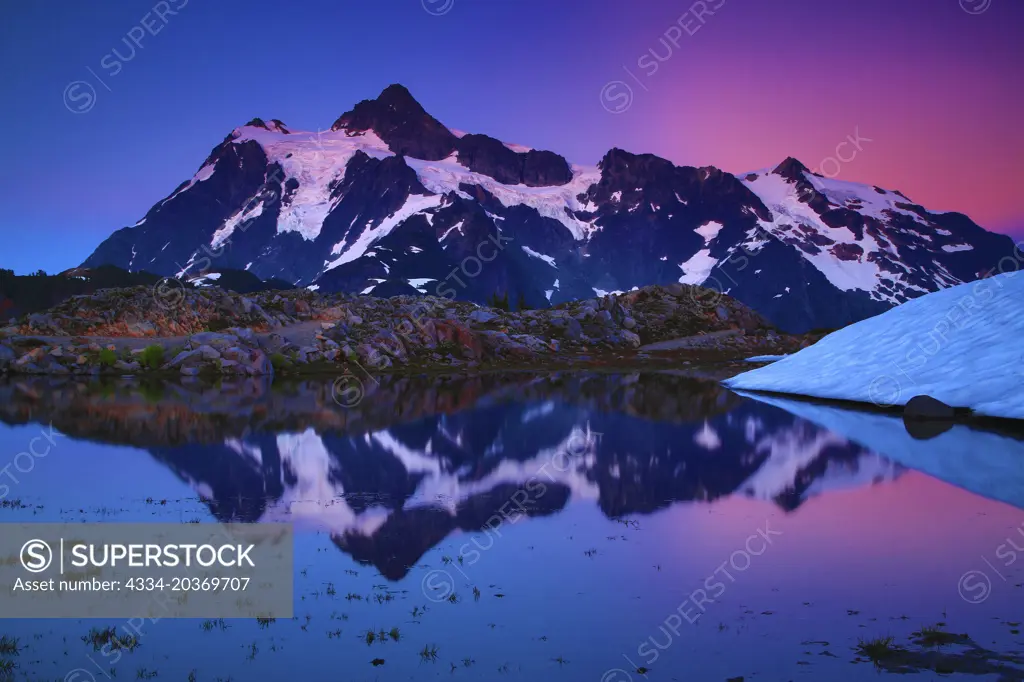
[1, 373, 1022, 681]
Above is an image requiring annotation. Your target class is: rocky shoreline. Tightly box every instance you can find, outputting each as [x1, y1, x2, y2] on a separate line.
[0, 372, 743, 447]
[0, 283, 816, 377]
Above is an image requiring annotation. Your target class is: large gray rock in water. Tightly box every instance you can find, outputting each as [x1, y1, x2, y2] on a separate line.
[903, 394, 956, 440]
[904, 395, 955, 420]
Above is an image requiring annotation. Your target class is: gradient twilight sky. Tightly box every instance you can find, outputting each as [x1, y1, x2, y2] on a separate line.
[1, 0, 1021, 274]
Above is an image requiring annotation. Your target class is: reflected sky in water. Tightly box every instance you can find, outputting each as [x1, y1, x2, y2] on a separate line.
[0, 373, 1022, 681]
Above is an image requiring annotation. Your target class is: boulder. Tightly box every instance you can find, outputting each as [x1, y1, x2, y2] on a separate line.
[242, 349, 272, 376]
[218, 359, 242, 374]
[902, 395, 956, 440]
[225, 327, 257, 345]
[356, 343, 392, 369]
[370, 330, 407, 361]
[904, 395, 955, 420]
[564, 318, 584, 342]
[167, 350, 202, 368]
[195, 344, 221, 360]
[434, 321, 483, 360]
[621, 330, 641, 348]
[468, 309, 499, 324]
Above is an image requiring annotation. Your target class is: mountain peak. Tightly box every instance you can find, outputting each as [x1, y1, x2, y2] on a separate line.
[241, 117, 289, 134]
[772, 157, 810, 180]
[329, 83, 456, 160]
[377, 83, 420, 105]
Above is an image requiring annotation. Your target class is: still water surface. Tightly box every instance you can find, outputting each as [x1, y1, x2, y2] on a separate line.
[0, 373, 1022, 681]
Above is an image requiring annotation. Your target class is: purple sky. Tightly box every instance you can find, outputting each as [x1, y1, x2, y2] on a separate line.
[1, 0, 1021, 274]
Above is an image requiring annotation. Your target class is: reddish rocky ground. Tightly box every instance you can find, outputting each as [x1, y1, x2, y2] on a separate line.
[0, 283, 821, 377]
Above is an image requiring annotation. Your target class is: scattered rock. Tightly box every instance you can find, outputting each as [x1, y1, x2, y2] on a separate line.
[0, 282, 809, 376]
[468, 309, 499, 324]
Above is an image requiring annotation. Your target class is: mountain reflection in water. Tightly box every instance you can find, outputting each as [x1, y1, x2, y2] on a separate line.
[0, 373, 900, 579]
[3, 372, 1024, 682]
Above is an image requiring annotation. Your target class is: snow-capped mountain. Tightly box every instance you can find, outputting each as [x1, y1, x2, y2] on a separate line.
[83, 84, 1017, 332]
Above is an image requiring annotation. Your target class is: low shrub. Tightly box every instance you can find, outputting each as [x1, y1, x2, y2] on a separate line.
[138, 344, 165, 370]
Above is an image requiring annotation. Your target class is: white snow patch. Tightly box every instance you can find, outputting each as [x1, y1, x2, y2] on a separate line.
[725, 272, 1024, 420]
[522, 245, 557, 267]
[677, 249, 718, 285]
[407, 278, 436, 292]
[211, 199, 265, 248]
[325, 193, 443, 270]
[695, 220, 724, 243]
[941, 243, 973, 253]
[440, 220, 465, 243]
[232, 126, 393, 240]
[190, 272, 221, 287]
[161, 161, 217, 206]
[406, 155, 601, 240]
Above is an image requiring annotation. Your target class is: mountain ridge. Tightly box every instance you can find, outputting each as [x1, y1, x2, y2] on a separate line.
[82, 84, 1017, 332]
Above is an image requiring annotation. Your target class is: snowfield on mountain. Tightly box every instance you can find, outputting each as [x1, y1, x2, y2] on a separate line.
[724, 270, 1024, 420]
[83, 84, 1018, 332]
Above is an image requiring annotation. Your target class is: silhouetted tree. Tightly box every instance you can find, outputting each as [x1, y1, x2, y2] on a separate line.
[489, 291, 510, 311]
